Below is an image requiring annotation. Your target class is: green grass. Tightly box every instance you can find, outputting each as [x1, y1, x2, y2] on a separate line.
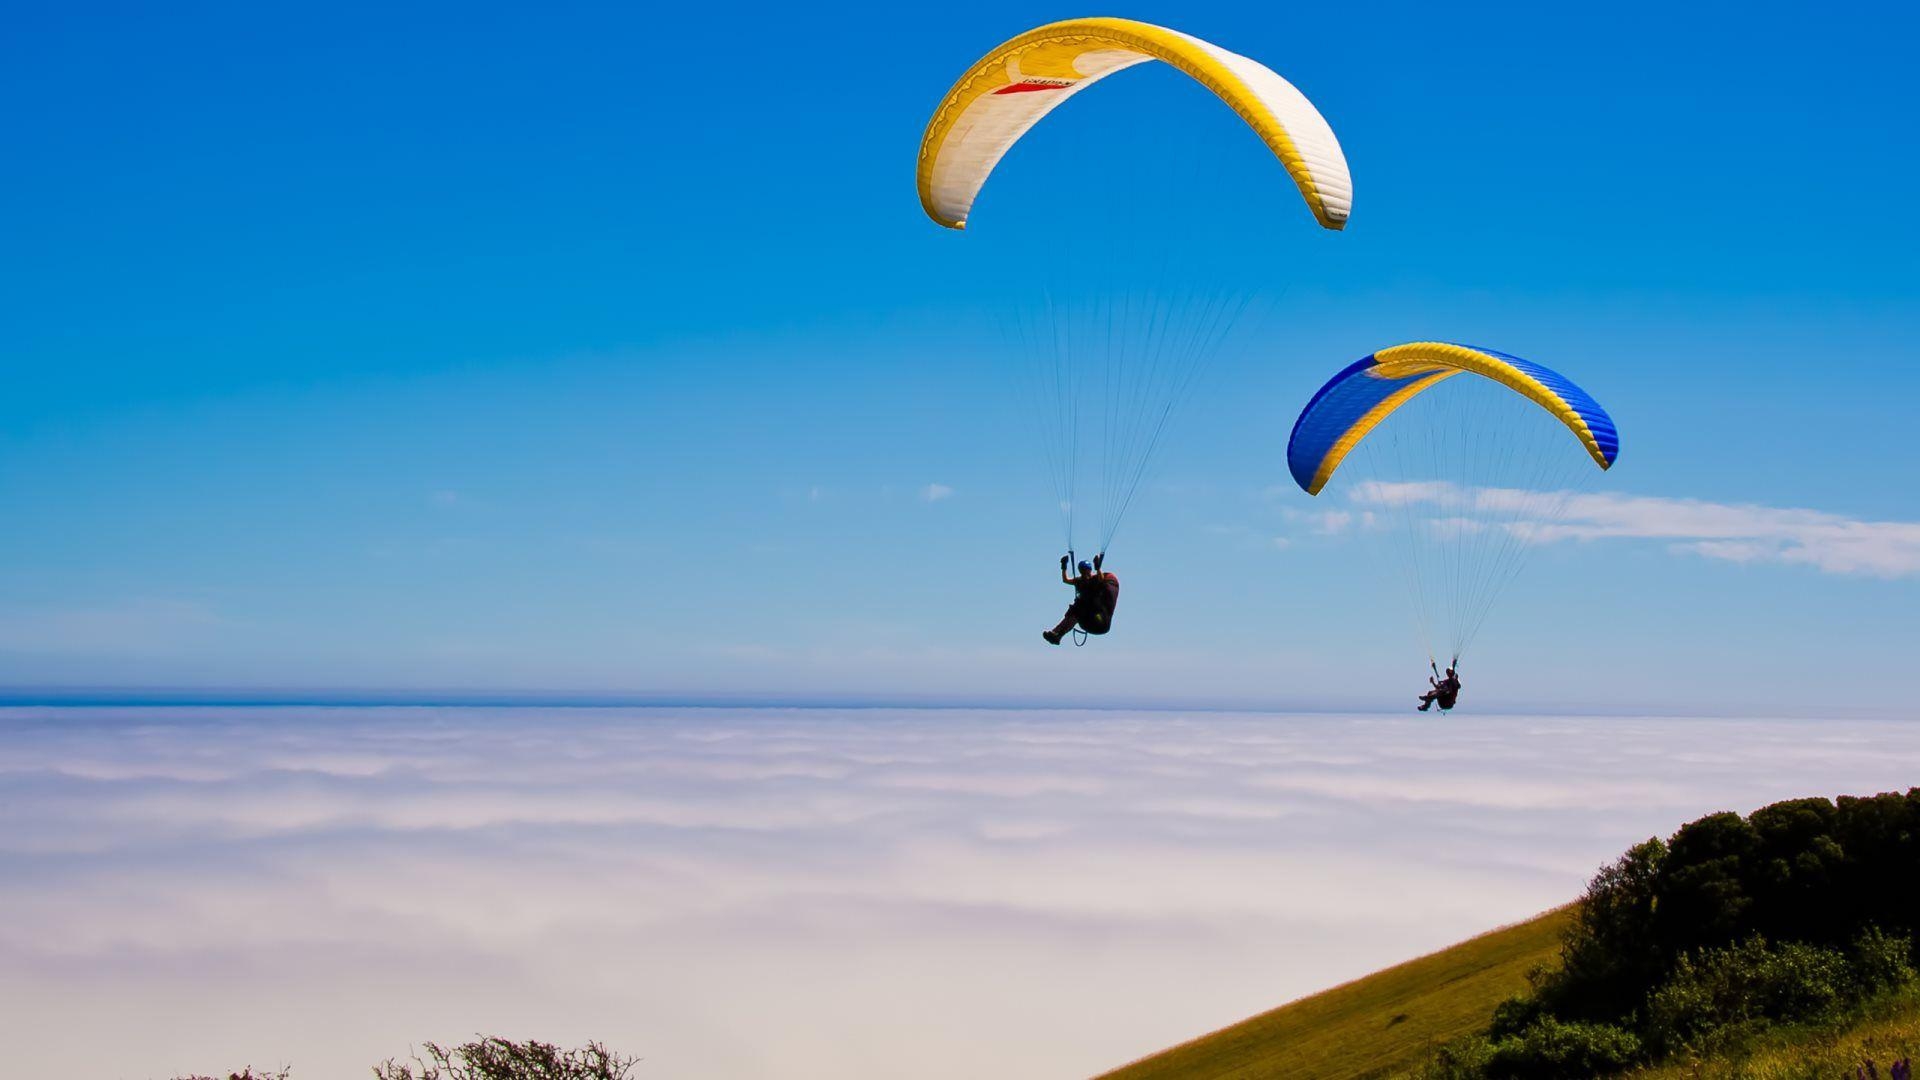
[1623, 990, 1920, 1080]
[1097, 909, 1920, 1080]
[1097, 906, 1575, 1080]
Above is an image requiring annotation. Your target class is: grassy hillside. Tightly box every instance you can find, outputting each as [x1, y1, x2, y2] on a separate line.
[1098, 910, 1919, 1080]
[1098, 907, 1575, 1080]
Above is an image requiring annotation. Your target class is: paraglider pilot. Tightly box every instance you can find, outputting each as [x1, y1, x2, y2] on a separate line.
[1043, 552, 1120, 645]
[1418, 662, 1461, 712]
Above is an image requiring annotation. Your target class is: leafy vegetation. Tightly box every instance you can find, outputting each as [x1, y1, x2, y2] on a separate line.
[373, 1037, 638, 1080]
[1425, 788, 1920, 1079]
[171, 1038, 637, 1080]
[1108, 787, 1920, 1080]
[1628, 987, 1919, 1079]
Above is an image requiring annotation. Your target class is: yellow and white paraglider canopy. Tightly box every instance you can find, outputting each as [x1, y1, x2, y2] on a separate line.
[916, 17, 1353, 232]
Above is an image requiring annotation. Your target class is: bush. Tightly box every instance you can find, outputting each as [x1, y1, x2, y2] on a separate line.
[1487, 994, 1545, 1040]
[1484, 1017, 1641, 1080]
[373, 1038, 639, 1080]
[1415, 1035, 1496, 1080]
[1546, 790, 1920, 1026]
[1853, 926, 1918, 996]
[1644, 936, 1853, 1055]
[171, 1039, 640, 1080]
[1445, 792, 1920, 1077]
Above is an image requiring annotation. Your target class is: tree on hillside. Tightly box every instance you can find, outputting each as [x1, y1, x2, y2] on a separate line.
[1551, 837, 1666, 1023]
[1439, 788, 1920, 1079]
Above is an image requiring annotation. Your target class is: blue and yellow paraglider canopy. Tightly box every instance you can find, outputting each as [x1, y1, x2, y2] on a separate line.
[1286, 342, 1619, 496]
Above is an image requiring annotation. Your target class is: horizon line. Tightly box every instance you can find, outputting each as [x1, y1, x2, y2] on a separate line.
[0, 685, 1904, 722]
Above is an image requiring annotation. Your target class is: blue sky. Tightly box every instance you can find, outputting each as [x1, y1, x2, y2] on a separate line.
[4, 1, 1917, 711]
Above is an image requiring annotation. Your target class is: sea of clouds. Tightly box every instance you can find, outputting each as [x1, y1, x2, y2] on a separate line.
[2, 706, 1916, 1079]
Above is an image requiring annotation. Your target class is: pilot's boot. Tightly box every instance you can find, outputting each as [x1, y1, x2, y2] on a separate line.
[1042, 629, 1062, 645]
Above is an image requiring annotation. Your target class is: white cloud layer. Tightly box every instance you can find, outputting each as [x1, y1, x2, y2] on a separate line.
[2, 707, 1916, 1079]
[1345, 483, 1920, 577]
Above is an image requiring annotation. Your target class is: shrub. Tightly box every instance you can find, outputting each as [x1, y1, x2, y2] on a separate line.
[1415, 1035, 1496, 1080]
[1484, 1017, 1641, 1080]
[373, 1038, 639, 1080]
[1852, 926, 1918, 996]
[1644, 936, 1853, 1055]
[1487, 994, 1545, 1040]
